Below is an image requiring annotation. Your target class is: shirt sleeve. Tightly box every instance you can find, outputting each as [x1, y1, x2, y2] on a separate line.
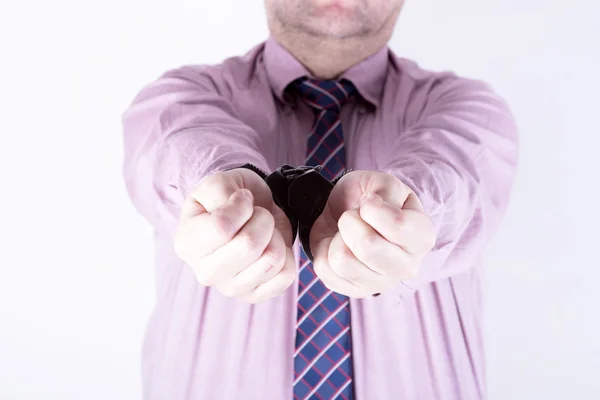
[121, 66, 270, 235]
[380, 75, 519, 300]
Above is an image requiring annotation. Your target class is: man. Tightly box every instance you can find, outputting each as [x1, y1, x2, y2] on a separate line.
[122, 0, 519, 398]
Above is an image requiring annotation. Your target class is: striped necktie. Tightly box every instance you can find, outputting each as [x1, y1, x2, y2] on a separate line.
[290, 77, 357, 400]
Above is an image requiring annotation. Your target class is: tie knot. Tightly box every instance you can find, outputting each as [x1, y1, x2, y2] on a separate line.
[292, 78, 357, 112]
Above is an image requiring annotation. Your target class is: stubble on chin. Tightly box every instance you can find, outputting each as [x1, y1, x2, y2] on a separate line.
[271, 0, 374, 40]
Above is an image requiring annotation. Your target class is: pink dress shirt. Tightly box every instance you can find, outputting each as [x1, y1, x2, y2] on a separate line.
[122, 37, 519, 399]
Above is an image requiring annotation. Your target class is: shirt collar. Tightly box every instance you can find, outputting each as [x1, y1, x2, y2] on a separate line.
[263, 36, 389, 108]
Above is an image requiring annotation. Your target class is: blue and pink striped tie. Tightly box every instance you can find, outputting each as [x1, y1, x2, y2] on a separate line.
[291, 78, 357, 400]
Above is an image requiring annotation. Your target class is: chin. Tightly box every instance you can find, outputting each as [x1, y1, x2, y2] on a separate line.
[302, 18, 364, 39]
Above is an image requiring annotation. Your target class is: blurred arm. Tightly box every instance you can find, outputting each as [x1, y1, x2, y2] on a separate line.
[121, 66, 269, 235]
[382, 76, 519, 299]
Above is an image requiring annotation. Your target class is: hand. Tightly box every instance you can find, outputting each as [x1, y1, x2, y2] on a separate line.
[310, 170, 436, 298]
[174, 168, 296, 303]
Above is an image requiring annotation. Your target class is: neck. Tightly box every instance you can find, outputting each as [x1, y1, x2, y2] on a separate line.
[269, 4, 401, 80]
[276, 34, 389, 79]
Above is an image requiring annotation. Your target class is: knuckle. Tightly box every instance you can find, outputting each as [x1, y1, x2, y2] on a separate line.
[245, 290, 269, 304]
[194, 269, 215, 287]
[339, 268, 359, 281]
[212, 210, 238, 239]
[312, 259, 326, 277]
[218, 285, 237, 298]
[424, 228, 437, 250]
[335, 262, 360, 282]
[378, 278, 397, 293]
[245, 292, 271, 304]
[329, 248, 349, 275]
[195, 175, 223, 200]
[238, 209, 274, 251]
[338, 210, 355, 228]
[173, 222, 190, 252]
[173, 232, 198, 263]
[314, 271, 339, 293]
[262, 261, 284, 279]
[273, 266, 296, 295]
[238, 231, 264, 254]
[319, 276, 337, 293]
[243, 296, 260, 304]
[391, 211, 409, 229]
[262, 244, 286, 271]
[253, 206, 275, 226]
[207, 171, 235, 189]
[399, 264, 419, 280]
[219, 282, 246, 298]
[385, 173, 400, 188]
[173, 235, 189, 260]
[281, 267, 296, 287]
[353, 233, 378, 258]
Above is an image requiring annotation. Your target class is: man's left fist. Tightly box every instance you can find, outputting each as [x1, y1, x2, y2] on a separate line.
[310, 170, 436, 298]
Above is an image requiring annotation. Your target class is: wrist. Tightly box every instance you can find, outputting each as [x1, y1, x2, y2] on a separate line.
[235, 163, 269, 180]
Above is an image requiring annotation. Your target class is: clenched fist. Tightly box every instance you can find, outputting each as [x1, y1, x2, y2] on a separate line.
[310, 170, 437, 298]
[174, 168, 296, 303]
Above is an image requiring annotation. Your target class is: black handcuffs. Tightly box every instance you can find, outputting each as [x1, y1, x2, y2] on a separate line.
[238, 163, 351, 261]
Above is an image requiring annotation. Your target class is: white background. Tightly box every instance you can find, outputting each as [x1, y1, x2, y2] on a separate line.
[1, 0, 598, 399]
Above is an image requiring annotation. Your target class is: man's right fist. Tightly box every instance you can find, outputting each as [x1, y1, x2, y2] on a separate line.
[173, 168, 296, 303]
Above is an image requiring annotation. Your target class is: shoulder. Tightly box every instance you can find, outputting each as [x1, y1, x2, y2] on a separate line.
[386, 52, 514, 129]
[148, 42, 269, 98]
[389, 52, 507, 109]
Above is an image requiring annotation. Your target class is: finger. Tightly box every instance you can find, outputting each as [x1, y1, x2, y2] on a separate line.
[197, 206, 274, 285]
[309, 205, 339, 255]
[328, 233, 393, 294]
[244, 247, 297, 303]
[271, 205, 295, 249]
[219, 229, 287, 297]
[359, 193, 436, 255]
[175, 189, 255, 259]
[402, 192, 426, 212]
[312, 237, 368, 298]
[338, 209, 417, 280]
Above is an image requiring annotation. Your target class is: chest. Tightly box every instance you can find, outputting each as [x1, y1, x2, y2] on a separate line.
[244, 100, 402, 172]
